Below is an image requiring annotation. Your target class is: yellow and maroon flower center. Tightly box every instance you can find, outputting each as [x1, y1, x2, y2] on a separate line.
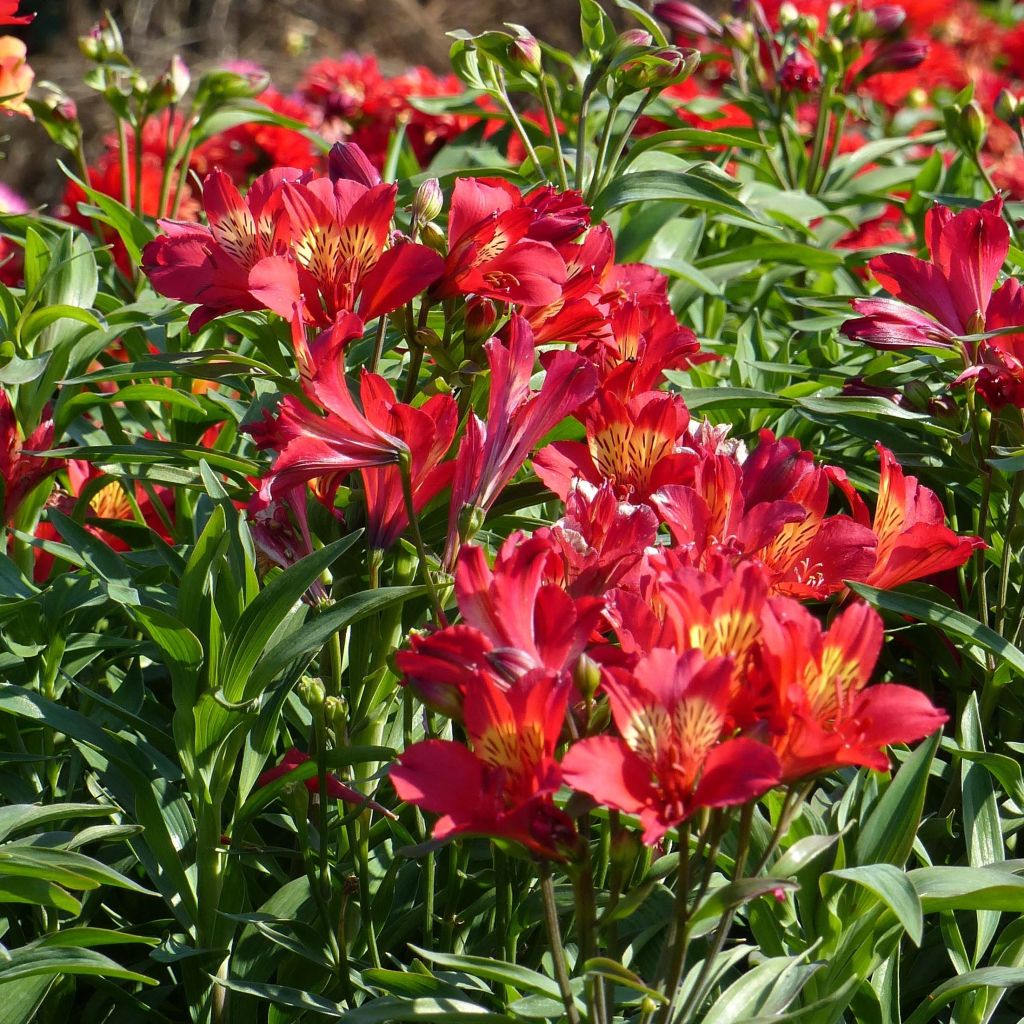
[803, 644, 862, 723]
[90, 481, 133, 521]
[688, 610, 759, 662]
[589, 422, 673, 494]
[214, 208, 261, 268]
[474, 721, 544, 803]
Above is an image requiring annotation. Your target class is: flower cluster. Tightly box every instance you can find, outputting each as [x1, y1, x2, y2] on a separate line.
[842, 196, 1024, 410]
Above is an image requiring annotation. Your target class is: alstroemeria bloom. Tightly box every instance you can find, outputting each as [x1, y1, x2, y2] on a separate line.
[258, 747, 392, 815]
[391, 671, 576, 858]
[262, 176, 444, 327]
[833, 443, 983, 590]
[652, 430, 877, 598]
[445, 316, 597, 563]
[434, 177, 569, 306]
[954, 277, 1024, 409]
[841, 198, 1009, 349]
[0, 1, 33, 25]
[760, 600, 947, 780]
[357, 372, 457, 552]
[251, 313, 408, 504]
[534, 389, 694, 505]
[562, 649, 781, 843]
[142, 167, 302, 331]
[0, 393, 62, 525]
[0, 36, 32, 118]
[535, 480, 659, 599]
[455, 534, 605, 677]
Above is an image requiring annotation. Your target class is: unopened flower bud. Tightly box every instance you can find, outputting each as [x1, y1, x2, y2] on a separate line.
[779, 47, 821, 92]
[79, 17, 124, 62]
[464, 297, 498, 343]
[960, 99, 987, 154]
[413, 177, 443, 225]
[859, 38, 927, 79]
[323, 696, 348, 738]
[618, 28, 654, 49]
[867, 4, 906, 37]
[653, 1, 721, 38]
[298, 677, 326, 712]
[778, 2, 799, 27]
[573, 654, 603, 702]
[996, 89, 1021, 126]
[168, 55, 190, 102]
[328, 141, 382, 186]
[610, 827, 643, 875]
[420, 221, 447, 254]
[508, 31, 542, 75]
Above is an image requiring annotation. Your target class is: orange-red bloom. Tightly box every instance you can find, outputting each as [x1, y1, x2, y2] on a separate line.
[760, 599, 947, 779]
[834, 443, 983, 590]
[391, 670, 576, 858]
[562, 649, 781, 843]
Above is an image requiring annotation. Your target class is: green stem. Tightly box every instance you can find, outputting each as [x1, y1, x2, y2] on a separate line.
[587, 97, 622, 205]
[805, 75, 834, 193]
[575, 87, 593, 192]
[654, 822, 692, 1024]
[539, 862, 581, 1024]
[997, 471, 1023, 637]
[540, 74, 570, 191]
[593, 92, 656, 201]
[400, 455, 444, 622]
[491, 67, 545, 176]
[370, 314, 389, 375]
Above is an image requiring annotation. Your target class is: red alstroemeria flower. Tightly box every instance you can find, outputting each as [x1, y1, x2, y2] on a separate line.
[954, 277, 1024, 409]
[391, 670, 576, 858]
[760, 600, 947, 780]
[0, 393, 62, 525]
[841, 197, 1009, 349]
[535, 480, 660, 599]
[834, 443, 983, 590]
[445, 316, 597, 563]
[259, 747, 393, 815]
[534, 389, 694, 504]
[262, 175, 444, 327]
[652, 430, 877, 598]
[562, 649, 781, 844]
[250, 313, 408, 504]
[246, 490, 328, 604]
[357, 372, 458, 552]
[455, 533, 605, 677]
[608, 560, 771, 721]
[434, 177, 569, 306]
[0, 1, 33, 24]
[142, 166, 302, 331]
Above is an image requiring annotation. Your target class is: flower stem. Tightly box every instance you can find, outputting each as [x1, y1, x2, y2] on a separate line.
[540, 74, 570, 191]
[400, 455, 444, 623]
[539, 862, 581, 1024]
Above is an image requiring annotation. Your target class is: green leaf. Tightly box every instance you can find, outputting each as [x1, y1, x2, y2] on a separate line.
[218, 536, 358, 701]
[772, 834, 841, 878]
[960, 693, 1003, 965]
[849, 583, 1024, 680]
[825, 865, 924, 945]
[0, 945, 157, 986]
[702, 956, 823, 1024]
[212, 977, 514, 1022]
[855, 731, 940, 867]
[910, 866, 1024, 912]
[407, 945, 563, 1000]
[593, 168, 762, 224]
[903, 967, 1024, 1024]
[238, 586, 425, 702]
[690, 879, 799, 935]
[0, 876, 81, 914]
[0, 802, 119, 843]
